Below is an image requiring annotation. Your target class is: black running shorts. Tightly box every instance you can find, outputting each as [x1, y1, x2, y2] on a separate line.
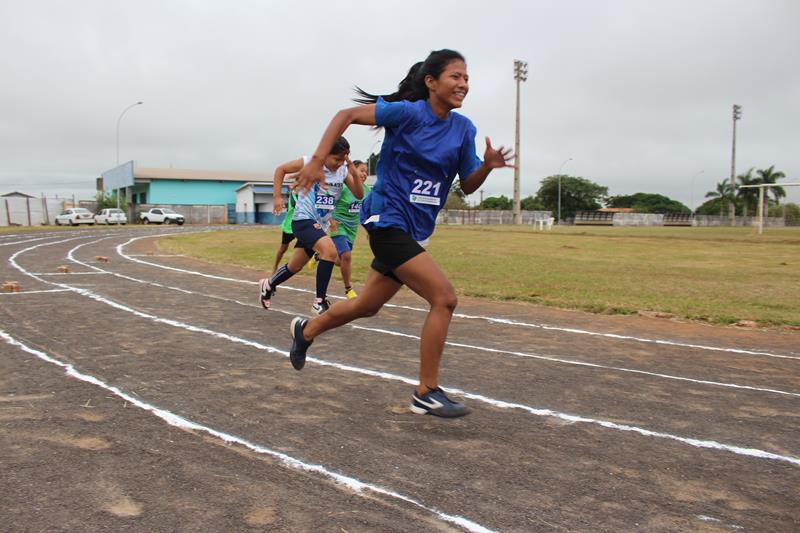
[369, 227, 425, 284]
[281, 231, 296, 245]
[291, 219, 326, 258]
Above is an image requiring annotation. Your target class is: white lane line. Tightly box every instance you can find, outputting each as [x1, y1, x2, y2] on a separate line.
[31, 272, 112, 276]
[64, 238, 800, 399]
[0, 236, 60, 246]
[115, 233, 800, 360]
[0, 289, 72, 295]
[355, 325, 800, 399]
[10, 240, 800, 467]
[0, 329, 496, 533]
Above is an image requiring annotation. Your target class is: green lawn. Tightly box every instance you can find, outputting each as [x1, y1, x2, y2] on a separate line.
[155, 225, 800, 327]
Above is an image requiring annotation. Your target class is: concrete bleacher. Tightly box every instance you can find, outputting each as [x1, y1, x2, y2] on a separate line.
[663, 213, 694, 226]
[574, 211, 615, 225]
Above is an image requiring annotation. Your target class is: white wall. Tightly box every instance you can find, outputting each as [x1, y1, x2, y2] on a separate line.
[0, 197, 65, 226]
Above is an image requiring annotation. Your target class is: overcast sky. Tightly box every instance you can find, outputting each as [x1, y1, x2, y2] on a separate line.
[1, 0, 798, 207]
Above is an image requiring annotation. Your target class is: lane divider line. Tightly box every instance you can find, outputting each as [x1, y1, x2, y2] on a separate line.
[115, 234, 800, 360]
[8, 239, 800, 467]
[0, 329, 496, 533]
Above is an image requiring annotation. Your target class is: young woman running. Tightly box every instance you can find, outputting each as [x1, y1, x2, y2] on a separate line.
[287, 49, 513, 418]
[330, 159, 371, 299]
[270, 190, 297, 276]
[259, 137, 364, 315]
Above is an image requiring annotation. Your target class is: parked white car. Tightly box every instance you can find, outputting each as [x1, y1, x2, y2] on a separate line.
[55, 208, 95, 226]
[94, 208, 128, 225]
[139, 208, 185, 225]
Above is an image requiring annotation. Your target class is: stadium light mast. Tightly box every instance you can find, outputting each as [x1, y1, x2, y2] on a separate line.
[513, 60, 528, 224]
[557, 157, 572, 224]
[729, 104, 742, 226]
[116, 101, 143, 208]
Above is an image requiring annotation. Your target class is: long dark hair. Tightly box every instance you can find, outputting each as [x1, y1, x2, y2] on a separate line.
[354, 49, 465, 104]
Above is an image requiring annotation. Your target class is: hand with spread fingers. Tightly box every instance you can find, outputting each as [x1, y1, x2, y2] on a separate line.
[483, 137, 515, 170]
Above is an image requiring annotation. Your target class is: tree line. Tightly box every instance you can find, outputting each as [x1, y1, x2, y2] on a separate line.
[443, 165, 796, 222]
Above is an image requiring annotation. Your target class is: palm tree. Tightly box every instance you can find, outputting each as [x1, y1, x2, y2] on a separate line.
[736, 168, 758, 217]
[756, 166, 787, 215]
[706, 179, 734, 217]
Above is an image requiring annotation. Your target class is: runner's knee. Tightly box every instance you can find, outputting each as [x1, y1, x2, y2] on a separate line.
[430, 285, 458, 313]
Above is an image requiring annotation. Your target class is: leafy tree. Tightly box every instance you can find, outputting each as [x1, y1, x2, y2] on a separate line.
[444, 180, 467, 209]
[520, 195, 539, 211]
[736, 168, 758, 216]
[705, 179, 734, 216]
[695, 197, 729, 216]
[95, 191, 124, 211]
[534, 175, 607, 220]
[756, 165, 787, 212]
[769, 202, 800, 225]
[606, 193, 690, 214]
[365, 152, 380, 176]
[480, 195, 512, 210]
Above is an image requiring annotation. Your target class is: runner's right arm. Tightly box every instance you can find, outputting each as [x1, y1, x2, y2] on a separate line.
[273, 158, 305, 215]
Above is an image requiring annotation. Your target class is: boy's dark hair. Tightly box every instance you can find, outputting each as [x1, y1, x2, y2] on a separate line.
[331, 136, 350, 155]
[352, 160, 365, 167]
[354, 49, 465, 104]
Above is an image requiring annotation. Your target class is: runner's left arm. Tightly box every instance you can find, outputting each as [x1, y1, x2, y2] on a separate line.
[344, 158, 365, 199]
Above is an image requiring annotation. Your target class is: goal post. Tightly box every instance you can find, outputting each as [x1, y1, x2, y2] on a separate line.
[737, 182, 800, 234]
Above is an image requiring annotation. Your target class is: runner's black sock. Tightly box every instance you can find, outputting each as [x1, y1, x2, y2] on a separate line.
[315, 259, 334, 299]
[270, 263, 294, 287]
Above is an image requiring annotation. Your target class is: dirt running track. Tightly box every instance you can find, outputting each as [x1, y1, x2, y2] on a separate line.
[1, 226, 798, 532]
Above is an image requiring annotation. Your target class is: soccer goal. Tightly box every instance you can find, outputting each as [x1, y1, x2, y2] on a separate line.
[737, 182, 800, 234]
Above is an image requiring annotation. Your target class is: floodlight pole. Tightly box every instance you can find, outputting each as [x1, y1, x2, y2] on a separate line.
[513, 60, 528, 224]
[729, 104, 741, 226]
[557, 157, 572, 224]
[116, 101, 143, 208]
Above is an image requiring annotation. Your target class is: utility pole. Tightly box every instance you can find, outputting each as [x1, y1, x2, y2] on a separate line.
[116, 101, 143, 208]
[729, 104, 742, 226]
[513, 60, 528, 224]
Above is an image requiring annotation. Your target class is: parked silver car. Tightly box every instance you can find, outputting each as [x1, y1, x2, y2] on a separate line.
[55, 208, 95, 226]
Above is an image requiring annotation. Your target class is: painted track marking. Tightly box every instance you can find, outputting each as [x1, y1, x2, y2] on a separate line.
[7, 237, 800, 467]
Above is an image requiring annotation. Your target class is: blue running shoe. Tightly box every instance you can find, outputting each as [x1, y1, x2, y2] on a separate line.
[289, 317, 313, 370]
[410, 387, 470, 418]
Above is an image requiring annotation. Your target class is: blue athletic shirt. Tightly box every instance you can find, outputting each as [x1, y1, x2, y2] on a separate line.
[360, 97, 482, 242]
[292, 155, 348, 231]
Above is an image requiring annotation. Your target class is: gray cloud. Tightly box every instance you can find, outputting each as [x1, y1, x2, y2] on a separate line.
[1, 0, 798, 206]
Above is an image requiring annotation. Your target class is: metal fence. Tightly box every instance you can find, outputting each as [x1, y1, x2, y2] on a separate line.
[435, 209, 791, 228]
[437, 210, 553, 225]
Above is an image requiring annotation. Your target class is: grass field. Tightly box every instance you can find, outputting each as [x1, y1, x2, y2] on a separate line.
[155, 225, 800, 327]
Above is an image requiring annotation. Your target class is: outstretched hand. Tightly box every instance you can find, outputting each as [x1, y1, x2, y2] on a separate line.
[483, 137, 515, 170]
[290, 158, 328, 193]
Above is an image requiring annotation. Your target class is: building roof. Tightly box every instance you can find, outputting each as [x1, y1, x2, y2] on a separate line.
[598, 207, 635, 213]
[1, 191, 36, 198]
[134, 167, 270, 182]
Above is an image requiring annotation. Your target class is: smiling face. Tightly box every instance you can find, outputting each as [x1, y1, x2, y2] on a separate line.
[355, 163, 368, 182]
[425, 59, 469, 111]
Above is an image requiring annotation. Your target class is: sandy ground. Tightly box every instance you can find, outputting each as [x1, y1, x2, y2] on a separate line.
[1, 226, 798, 532]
